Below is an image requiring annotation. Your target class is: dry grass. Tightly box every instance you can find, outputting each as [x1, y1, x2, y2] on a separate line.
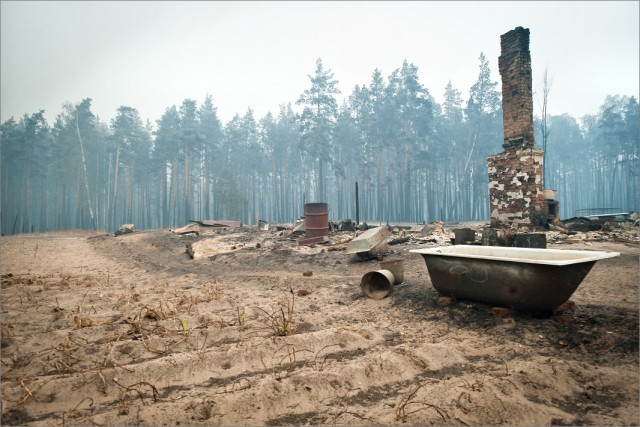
[252, 287, 296, 337]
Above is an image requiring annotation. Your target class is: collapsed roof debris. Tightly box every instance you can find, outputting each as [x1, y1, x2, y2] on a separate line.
[172, 214, 638, 261]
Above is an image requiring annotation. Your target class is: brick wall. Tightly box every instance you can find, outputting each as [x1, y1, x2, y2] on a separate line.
[488, 27, 545, 228]
[488, 149, 545, 227]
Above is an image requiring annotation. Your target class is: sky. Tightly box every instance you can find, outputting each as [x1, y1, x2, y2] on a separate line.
[1, 1, 638, 128]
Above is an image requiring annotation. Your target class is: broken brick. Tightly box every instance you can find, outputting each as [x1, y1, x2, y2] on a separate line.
[552, 314, 571, 324]
[436, 296, 453, 306]
[552, 300, 576, 315]
[491, 307, 515, 318]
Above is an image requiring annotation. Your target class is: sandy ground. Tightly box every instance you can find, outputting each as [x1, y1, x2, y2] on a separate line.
[1, 223, 638, 426]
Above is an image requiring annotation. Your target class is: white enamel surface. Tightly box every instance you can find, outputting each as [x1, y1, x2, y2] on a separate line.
[409, 245, 619, 266]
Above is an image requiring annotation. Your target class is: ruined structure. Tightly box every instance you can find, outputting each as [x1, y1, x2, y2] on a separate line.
[488, 27, 546, 228]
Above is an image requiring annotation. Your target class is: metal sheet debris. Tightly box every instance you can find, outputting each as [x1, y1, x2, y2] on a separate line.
[189, 220, 242, 228]
[172, 223, 200, 235]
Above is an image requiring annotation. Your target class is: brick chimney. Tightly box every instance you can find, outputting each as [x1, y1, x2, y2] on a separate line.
[487, 27, 545, 228]
[499, 27, 535, 150]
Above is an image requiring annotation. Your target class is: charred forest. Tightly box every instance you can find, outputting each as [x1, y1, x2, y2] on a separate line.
[1, 57, 638, 235]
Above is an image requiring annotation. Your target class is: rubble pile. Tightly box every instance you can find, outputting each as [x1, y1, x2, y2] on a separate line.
[170, 215, 638, 261]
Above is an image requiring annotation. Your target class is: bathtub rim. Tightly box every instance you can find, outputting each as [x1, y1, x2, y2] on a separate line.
[409, 245, 620, 266]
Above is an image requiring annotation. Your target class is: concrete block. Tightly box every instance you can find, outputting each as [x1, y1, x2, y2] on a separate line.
[346, 226, 390, 254]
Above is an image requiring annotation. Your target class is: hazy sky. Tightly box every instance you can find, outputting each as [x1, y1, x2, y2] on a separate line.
[1, 1, 638, 128]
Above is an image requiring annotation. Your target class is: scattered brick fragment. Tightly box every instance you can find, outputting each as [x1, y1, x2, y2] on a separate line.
[552, 300, 576, 314]
[491, 307, 515, 318]
[436, 296, 452, 306]
[552, 314, 571, 324]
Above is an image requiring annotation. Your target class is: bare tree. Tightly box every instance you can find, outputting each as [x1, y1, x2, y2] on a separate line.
[538, 67, 554, 188]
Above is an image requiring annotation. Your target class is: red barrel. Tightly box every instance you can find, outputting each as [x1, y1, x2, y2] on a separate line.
[304, 203, 329, 238]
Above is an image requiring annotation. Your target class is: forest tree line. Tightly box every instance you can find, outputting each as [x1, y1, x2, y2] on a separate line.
[1, 55, 638, 234]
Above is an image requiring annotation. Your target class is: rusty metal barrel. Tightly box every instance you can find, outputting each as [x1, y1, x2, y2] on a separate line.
[304, 203, 329, 238]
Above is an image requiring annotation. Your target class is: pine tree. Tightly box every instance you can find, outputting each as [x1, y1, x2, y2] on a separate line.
[154, 106, 181, 226]
[296, 58, 341, 202]
[197, 95, 223, 219]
